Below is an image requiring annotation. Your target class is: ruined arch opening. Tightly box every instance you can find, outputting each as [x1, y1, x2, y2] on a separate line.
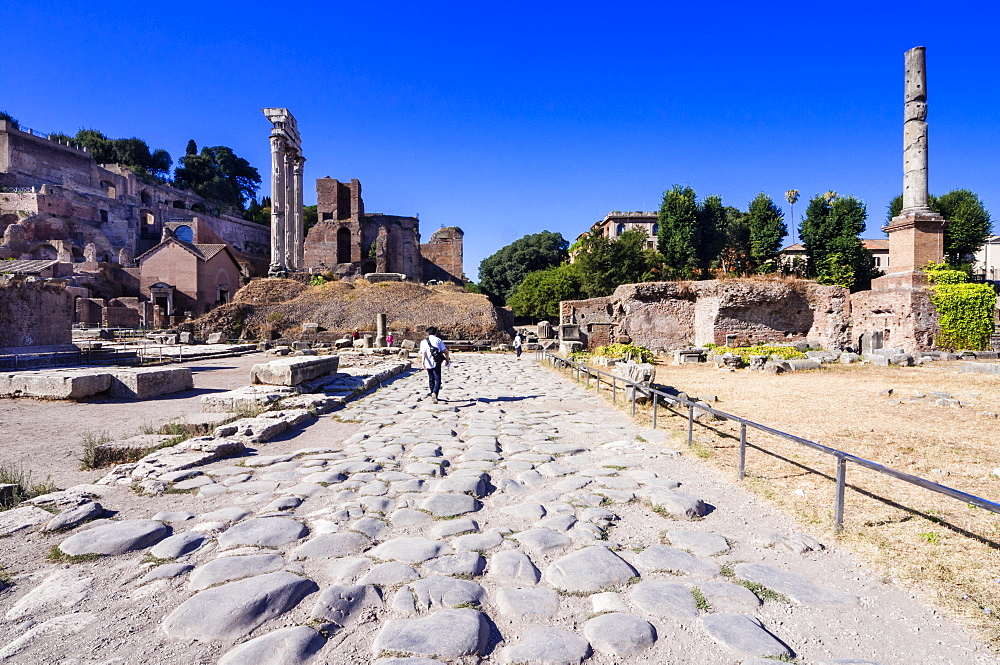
[336, 227, 352, 264]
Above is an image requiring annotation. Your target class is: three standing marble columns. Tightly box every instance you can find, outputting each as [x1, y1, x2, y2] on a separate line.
[263, 108, 305, 276]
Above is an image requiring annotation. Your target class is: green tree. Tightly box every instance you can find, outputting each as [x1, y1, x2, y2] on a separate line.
[575, 228, 660, 297]
[478, 230, 569, 304]
[719, 206, 751, 275]
[303, 203, 317, 232]
[888, 190, 992, 266]
[785, 189, 800, 243]
[745, 193, 787, 272]
[70, 129, 172, 180]
[244, 197, 272, 226]
[507, 264, 585, 319]
[696, 195, 727, 276]
[174, 144, 261, 211]
[656, 185, 699, 278]
[802, 194, 874, 289]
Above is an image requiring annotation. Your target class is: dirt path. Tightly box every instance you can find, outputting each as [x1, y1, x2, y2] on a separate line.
[0, 353, 265, 488]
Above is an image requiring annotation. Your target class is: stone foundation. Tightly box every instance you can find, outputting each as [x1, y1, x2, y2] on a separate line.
[250, 356, 340, 387]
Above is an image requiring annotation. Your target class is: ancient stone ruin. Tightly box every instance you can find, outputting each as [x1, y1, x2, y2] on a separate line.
[262, 108, 305, 276]
[304, 178, 464, 283]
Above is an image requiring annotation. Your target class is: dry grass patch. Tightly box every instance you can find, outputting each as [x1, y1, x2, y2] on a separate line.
[553, 357, 1000, 647]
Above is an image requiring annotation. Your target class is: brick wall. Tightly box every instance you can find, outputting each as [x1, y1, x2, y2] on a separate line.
[0, 279, 73, 348]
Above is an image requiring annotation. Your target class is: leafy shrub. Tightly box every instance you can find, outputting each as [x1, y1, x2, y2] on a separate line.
[593, 343, 654, 364]
[713, 345, 805, 361]
[0, 462, 57, 511]
[309, 274, 326, 287]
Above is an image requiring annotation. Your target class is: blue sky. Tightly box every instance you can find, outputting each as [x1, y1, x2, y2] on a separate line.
[4, 1, 997, 279]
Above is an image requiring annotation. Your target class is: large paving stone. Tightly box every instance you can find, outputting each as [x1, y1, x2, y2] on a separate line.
[162, 571, 318, 641]
[419, 493, 481, 517]
[664, 529, 731, 556]
[701, 613, 793, 658]
[58, 519, 169, 556]
[489, 550, 540, 585]
[693, 581, 762, 612]
[218, 625, 326, 665]
[451, 531, 504, 552]
[630, 580, 698, 619]
[641, 489, 710, 519]
[373, 608, 489, 659]
[734, 563, 859, 607]
[500, 625, 591, 664]
[188, 554, 286, 591]
[634, 545, 720, 576]
[150, 532, 206, 559]
[293, 532, 372, 559]
[410, 575, 486, 610]
[369, 538, 453, 564]
[5, 570, 92, 620]
[543, 546, 639, 592]
[358, 562, 421, 586]
[309, 584, 383, 628]
[496, 587, 559, 617]
[513, 528, 573, 556]
[422, 552, 486, 577]
[0, 506, 57, 536]
[218, 517, 308, 549]
[583, 612, 656, 656]
[44, 501, 104, 532]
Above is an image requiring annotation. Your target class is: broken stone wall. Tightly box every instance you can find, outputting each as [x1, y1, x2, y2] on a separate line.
[0, 279, 73, 349]
[850, 279, 939, 351]
[421, 227, 465, 283]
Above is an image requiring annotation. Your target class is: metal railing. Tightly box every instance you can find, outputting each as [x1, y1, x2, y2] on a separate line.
[539, 350, 1000, 531]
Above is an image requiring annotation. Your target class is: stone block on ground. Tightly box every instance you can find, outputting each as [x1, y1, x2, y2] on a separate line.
[700, 613, 793, 658]
[200, 385, 297, 413]
[734, 563, 858, 607]
[107, 367, 193, 399]
[251, 356, 340, 387]
[543, 545, 639, 592]
[583, 612, 656, 656]
[0, 506, 56, 537]
[0, 369, 112, 400]
[500, 625, 590, 664]
[309, 584, 383, 628]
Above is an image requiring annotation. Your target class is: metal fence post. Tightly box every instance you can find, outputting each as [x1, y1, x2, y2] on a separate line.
[612, 377, 616, 404]
[738, 422, 747, 480]
[652, 394, 658, 429]
[631, 386, 636, 417]
[834, 456, 847, 532]
[687, 404, 694, 446]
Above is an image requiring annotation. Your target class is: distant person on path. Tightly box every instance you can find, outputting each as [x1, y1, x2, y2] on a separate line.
[420, 326, 451, 403]
[513, 332, 523, 359]
[386, 332, 394, 346]
[351, 330, 359, 340]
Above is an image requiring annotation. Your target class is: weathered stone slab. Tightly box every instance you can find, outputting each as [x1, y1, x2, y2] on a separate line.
[664, 530, 731, 556]
[0, 506, 58, 536]
[419, 493, 480, 517]
[107, 367, 193, 399]
[500, 625, 590, 664]
[188, 554, 286, 590]
[149, 532, 206, 559]
[58, 519, 169, 556]
[0, 369, 112, 400]
[496, 587, 559, 616]
[218, 625, 326, 665]
[140, 563, 193, 584]
[634, 545, 720, 576]
[373, 609, 489, 659]
[251, 356, 340, 386]
[218, 517, 308, 549]
[543, 546, 639, 592]
[630, 580, 698, 619]
[583, 612, 656, 656]
[513, 528, 573, 556]
[292, 532, 371, 559]
[201, 385, 297, 413]
[410, 575, 486, 610]
[162, 571, 318, 641]
[421, 552, 486, 578]
[734, 563, 859, 607]
[701, 613, 793, 658]
[5, 570, 92, 620]
[640, 489, 710, 519]
[309, 584, 383, 627]
[357, 562, 420, 586]
[368, 537, 453, 564]
[692, 580, 762, 612]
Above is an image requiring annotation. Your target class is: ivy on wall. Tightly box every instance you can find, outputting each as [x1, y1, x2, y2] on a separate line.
[924, 262, 997, 351]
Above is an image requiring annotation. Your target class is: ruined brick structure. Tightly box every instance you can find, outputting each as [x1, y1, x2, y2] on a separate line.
[561, 279, 851, 351]
[305, 178, 464, 283]
[0, 277, 74, 350]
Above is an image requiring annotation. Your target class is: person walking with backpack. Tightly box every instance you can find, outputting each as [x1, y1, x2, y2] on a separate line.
[513, 331, 523, 360]
[419, 326, 451, 403]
